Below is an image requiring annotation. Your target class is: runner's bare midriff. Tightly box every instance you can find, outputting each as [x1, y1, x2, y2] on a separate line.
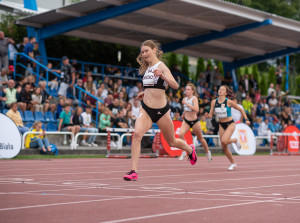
[143, 88, 167, 109]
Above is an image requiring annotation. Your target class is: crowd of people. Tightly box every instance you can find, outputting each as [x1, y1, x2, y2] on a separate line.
[0, 31, 299, 152]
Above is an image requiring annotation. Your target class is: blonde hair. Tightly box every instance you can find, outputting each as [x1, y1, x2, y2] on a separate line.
[136, 40, 163, 75]
[33, 121, 42, 129]
[186, 83, 196, 95]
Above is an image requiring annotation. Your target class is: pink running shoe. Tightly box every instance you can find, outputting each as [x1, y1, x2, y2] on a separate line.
[188, 144, 197, 165]
[123, 170, 138, 181]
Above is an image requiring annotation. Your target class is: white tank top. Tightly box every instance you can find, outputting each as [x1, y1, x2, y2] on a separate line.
[142, 61, 167, 90]
[183, 96, 196, 112]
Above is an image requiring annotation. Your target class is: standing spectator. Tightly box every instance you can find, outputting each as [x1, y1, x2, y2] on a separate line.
[8, 42, 18, 66]
[212, 67, 223, 89]
[275, 65, 282, 93]
[267, 83, 276, 97]
[57, 56, 75, 98]
[81, 106, 98, 146]
[25, 121, 53, 154]
[31, 87, 43, 112]
[243, 74, 250, 92]
[57, 103, 80, 148]
[18, 37, 29, 53]
[22, 36, 36, 76]
[249, 74, 257, 91]
[204, 64, 213, 87]
[0, 31, 14, 70]
[242, 94, 253, 123]
[6, 102, 29, 134]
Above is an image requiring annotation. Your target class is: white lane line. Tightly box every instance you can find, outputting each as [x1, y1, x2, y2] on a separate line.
[99, 196, 300, 223]
[0, 191, 182, 212]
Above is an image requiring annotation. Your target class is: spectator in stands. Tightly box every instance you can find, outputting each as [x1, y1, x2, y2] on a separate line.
[104, 92, 113, 106]
[255, 88, 261, 102]
[8, 65, 14, 79]
[267, 83, 276, 97]
[172, 111, 182, 121]
[85, 89, 97, 109]
[170, 96, 182, 114]
[280, 106, 292, 125]
[102, 76, 110, 89]
[73, 78, 85, 106]
[275, 65, 283, 93]
[112, 82, 119, 98]
[3, 79, 17, 109]
[249, 74, 257, 91]
[268, 92, 278, 115]
[83, 76, 96, 94]
[22, 36, 36, 76]
[128, 81, 142, 99]
[204, 64, 213, 87]
[58, 103, 80, 148]
[18, 83, 34, 112]
[38, 81, 53, 113]
[222, 71, 233, 87]
[6, 102, 29, 134]
[258, 118, 271, 145]
[31, 87, 44, 112]
[131, 99, 140, 120]
[0, 88, 6, 112]
[108, 98, 120, 121]
[125, 110, 135, 128]
[99, 107, 111, 132]
[72, 106, 90, 146]
[56, 98, 65, 119]
[244, 74, 250, 92]
[18, 37, 29, 54]
[26, 75, 36, 91]
[25, 121, 53, 154]
[0, 69, 8, 89]
[235, 85, 243, 103]
[80, 106, 98, 146]
[57, 56, 75, 98]
[242, 94, 253, 118]
[118, 91, 126, 103]
[114, 109, 128, 129]
[199, 96, 211, 113]
[212, 67, 223, 89]
[268, 117, 281, 133]
[0, 31, 14, 70]
[123, 102, 132, 116]
[96, 83, 108, 101]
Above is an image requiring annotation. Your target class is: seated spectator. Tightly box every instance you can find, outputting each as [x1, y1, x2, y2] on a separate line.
[6, 102, 29, 134]
[73, 78, 85, 106]
[131, 99, 140, 120]
[31, 87, 43, 112]
[258, 118, 271, 144]
[0, 69, 8, 89]
[81, 106, 98, 146]
[125, 110, 135, 128]
[57, 103, 80, 147]
[96, 83, 108, 101]
[25, 121, 53, 154]
[18, 83, 34, 112]
[200, 114, 213, 135]
[72, 106, 89, 146]
[85, 89, 97, 109]
[268, 117, 281, 132]
[26, 75, 36, 91]
[268, 92, 278, 115]
[170, 96, 182, 113]
[280, 107, 292, 125]
[0, 89, 6, 112]
[3, 79, 18, 109]
[114, 110, 128, 128]
[39, 81, 54, 113]
[128, 82, 142, 99]
[104, 92, 113, 107]
[108, 98, 120, 121]
[56, 98, 65, 119]
[172, 111, 183, 121]
[99, 107, 111, 132]
[83, 76, 96, 94]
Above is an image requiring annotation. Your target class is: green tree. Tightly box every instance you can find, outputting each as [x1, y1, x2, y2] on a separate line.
[181, 55, 189, 77]
[260, 76, 267, 96]
[196, 57, 205, 75]
[168, 53, 178, 70]
[252, 64, 259, 82]
[244, 66, 250, 75]
[268, 66, 276, 86]
[0, 13, 26, 43]
[217, 61, 224, 75]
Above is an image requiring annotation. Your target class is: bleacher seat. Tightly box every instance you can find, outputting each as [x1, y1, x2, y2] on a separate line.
[46, 122, 57, 131]
[25, 122, 34, 129]
[19, 110, 24, 120]
[35, 111, 45, 122]
[44, 111, 56, 123]
[24, 111, 35, 122]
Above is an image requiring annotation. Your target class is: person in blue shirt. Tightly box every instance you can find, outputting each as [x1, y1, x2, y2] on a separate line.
[268, 117, 281, 133]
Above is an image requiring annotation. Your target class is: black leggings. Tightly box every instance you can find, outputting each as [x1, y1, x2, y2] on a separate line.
[141, 101, 170, 123]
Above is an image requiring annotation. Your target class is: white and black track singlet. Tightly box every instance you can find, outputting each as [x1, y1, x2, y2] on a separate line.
[183, 96, 196, 112]
[142, 61, 168, 90]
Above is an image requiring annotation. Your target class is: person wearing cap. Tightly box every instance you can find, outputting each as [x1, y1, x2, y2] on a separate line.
[57, 56, 75, 98]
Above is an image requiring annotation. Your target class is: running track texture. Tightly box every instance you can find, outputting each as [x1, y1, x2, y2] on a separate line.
[0, 156, 300, 223]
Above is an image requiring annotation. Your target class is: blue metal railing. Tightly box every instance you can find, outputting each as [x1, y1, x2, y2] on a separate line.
[13, 53, 104, 127]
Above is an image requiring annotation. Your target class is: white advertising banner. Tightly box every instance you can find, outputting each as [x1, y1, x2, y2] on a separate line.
[229, 123, 256, 155]
[0, 113, 22, 159]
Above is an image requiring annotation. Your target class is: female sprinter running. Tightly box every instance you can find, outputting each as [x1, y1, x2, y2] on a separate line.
[123, 40, 197, 181]
[206, 85, 250, 170]
[178, 83, 212, 162]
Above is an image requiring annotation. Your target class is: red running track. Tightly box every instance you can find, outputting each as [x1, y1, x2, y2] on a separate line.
[0, 155, 300, 223]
